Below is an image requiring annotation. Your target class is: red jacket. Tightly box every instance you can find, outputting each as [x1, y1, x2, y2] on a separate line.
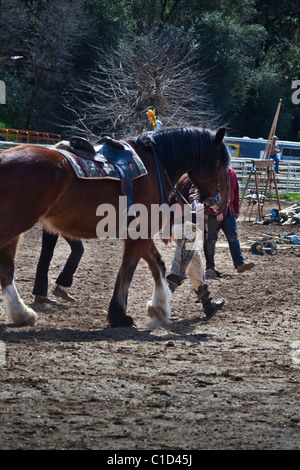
[209, 168, 239, 217]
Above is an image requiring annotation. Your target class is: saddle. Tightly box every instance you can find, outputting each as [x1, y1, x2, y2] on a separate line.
[69, 136, 133, 164]
[58, 136, 146, 213]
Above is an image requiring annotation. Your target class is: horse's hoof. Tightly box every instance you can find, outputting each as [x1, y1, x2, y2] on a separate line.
[11, 308, 37, 327]
[26, 310, 38, 326]
[107, 314, 134, 328]
[147, 303, 170, 325]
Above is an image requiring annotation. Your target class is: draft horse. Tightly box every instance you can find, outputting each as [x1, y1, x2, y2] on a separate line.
[0, 126, 230, 327]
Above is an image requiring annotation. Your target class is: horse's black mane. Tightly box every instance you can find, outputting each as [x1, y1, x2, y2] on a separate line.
[134, 126, 230, 174]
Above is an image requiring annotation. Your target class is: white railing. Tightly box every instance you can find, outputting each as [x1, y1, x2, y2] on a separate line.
[230, 157, 300, 196]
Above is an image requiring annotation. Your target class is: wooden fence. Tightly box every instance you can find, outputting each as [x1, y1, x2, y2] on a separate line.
[0, 128, 61, 145]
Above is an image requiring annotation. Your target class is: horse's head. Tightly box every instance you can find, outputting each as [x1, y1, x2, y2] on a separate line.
[133, 126, 230, 213]
[187, 128, 230, 215]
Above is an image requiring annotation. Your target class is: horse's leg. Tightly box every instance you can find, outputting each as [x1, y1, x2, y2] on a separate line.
[107, 239, 144, 327]
[143, 241, 171, 327]
[0, 237, 37, 326]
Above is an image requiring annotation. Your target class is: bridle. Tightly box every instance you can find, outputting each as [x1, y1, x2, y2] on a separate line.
[201, 161, 230, 216]
[149, 141, 230, 215]
[171, 161, 230, 216]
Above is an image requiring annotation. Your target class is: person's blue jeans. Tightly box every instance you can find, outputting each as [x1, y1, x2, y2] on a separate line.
[205, 213, 245, 270]
[33, 230, 84, 296]
[267, 154, 279, 172]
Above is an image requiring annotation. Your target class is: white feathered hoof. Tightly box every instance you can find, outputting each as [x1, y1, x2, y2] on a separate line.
[3, 283, 37, 326]
[146, 279, 172, 328]
[147, 302, 170, 327]
[9, 303, 37, 326]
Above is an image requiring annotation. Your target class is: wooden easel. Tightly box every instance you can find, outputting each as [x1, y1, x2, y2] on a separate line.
[240, 99, 282, 221]
[242, 159, 281, 220]
[261, 99, 282, 161]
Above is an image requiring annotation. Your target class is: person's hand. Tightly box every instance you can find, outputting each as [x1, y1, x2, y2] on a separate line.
[193, 202, 204, 214]
[216, 213, 224, 222]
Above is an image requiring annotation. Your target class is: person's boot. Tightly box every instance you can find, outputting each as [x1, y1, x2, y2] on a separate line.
[166, 273, 182, 293]
[205, 268, 221, 279]
[237, 262, 255, 273]
[53, 285, 76, 302]
[195, 284, 225, 320]
[34, 295, 57, 305]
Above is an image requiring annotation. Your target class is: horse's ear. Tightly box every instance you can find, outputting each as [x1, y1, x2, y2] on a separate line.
[215, 128, 226, 145]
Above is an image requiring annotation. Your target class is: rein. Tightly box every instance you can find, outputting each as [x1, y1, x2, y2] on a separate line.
[213, 167, 230, 216]
[150, 142, 224, 215]
[149, 142, 194, 209]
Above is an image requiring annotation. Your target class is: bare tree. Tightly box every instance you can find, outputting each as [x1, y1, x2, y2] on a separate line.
[70, 27, 214, 139]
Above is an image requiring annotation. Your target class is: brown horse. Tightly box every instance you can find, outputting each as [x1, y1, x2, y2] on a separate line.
[0, 126, 230, 327]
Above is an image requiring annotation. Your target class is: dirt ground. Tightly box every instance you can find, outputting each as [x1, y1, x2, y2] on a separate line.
[0, 201, 299, 451]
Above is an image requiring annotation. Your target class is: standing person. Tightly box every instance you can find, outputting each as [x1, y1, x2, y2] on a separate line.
[268, 135, 280, 173]
[33, 229, 84, 303]
[205, 168, 255, 278]
[164, 175, 226, 320]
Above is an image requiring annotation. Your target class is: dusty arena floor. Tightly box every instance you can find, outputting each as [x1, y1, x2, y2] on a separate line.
[0, 201, 299, 452]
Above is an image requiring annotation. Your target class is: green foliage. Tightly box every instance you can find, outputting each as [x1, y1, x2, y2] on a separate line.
[192, 10, 266, 116]
[0, 0, 299, 140]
